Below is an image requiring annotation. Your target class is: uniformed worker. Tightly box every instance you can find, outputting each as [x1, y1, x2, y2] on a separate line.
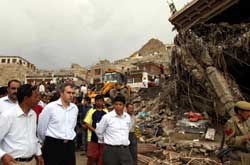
[224, 101, 250, 165]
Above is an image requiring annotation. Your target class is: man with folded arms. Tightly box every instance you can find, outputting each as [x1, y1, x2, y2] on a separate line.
[0, 84, 44, 165]
[95, 95, 133, 165]
[37, 83, 78, 165]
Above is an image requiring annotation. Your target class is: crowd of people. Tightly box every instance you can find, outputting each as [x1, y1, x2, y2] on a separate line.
[0, 79, 138, 165]
[2, 74, 250, 165]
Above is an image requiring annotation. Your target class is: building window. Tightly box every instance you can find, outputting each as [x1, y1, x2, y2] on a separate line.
[12, 59, 17, 63]
[95, 69, 101, 75]
[7, 59, 10, 63]
[19, 60, 22, 65]
[1, 59, 6, 63]
[94, 78, 101, 84]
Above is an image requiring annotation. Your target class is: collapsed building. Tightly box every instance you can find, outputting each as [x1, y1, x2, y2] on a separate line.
[169, 0, 249, 118]
[133, 0, 250, 164]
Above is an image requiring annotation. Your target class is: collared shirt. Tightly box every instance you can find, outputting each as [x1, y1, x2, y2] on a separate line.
[39, 85, 45, 93]
[80, 86, 87, 95]
[0, 105, 41, 159]
[0, 96, 18, 115]
[37, 98, 78, 142]
[38, 100, 46, 108]
[95, 110, 131, 146]
[129, 115, 136, 132]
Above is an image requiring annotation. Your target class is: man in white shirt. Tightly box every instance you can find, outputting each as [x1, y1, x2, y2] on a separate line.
[37, 83, 78, 165]
[126, 103, 137, 165]
[0, 84, 44, 165]
[80, 84, 87, 98]
[142, 77, 148, 88]
[95, 95, 133, 165]
[38, 83, 45, 94]
[0, 80, 21, 115]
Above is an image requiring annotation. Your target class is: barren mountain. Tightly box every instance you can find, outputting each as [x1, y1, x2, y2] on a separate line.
[136, 38, 167, 57]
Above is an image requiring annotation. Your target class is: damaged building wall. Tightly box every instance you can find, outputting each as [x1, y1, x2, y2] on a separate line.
[133, 1, 250, 164]
[132, 24, 250, 164]
[171, 23, 250, 119]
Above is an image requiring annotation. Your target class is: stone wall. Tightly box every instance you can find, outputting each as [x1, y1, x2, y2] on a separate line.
[0, 64, 31, 86]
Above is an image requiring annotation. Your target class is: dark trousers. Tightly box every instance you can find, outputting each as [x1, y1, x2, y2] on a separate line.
[82, 128, 88, 151]
[103, 145, 133, 165]
[129, 132, 138, 165]
[42, 136, 76, 165]
[76, 131, 82, 149]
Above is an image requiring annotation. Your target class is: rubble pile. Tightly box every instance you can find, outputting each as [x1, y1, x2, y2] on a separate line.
[131, 23, 250, 164]
[131, 82, 221, 164]
[172, 23, 250, 117]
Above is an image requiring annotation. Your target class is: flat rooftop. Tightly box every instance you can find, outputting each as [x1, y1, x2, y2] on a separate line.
[169, 0, 248, 31]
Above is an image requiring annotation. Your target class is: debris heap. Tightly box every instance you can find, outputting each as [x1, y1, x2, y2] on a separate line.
[132, 23, 250, 165]
[172, 23, 250, 117]
[132, 83, 220, 164]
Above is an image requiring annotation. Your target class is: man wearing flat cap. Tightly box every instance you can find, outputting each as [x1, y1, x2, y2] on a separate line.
[95, 95, 133, 165]
[224, 101, 250, 164]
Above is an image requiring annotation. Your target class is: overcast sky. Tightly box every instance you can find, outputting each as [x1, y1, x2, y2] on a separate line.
[0, 0, 189, 69]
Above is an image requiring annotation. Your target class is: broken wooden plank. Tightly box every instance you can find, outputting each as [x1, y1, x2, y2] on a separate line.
[138, 154, 153, 164]
[138, 143, 158, 154]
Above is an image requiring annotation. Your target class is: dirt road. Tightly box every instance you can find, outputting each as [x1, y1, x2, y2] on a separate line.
[76, 151, 87, 165]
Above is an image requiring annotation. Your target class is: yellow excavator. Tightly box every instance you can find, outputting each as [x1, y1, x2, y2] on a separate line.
[88, 69, 131, 103]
